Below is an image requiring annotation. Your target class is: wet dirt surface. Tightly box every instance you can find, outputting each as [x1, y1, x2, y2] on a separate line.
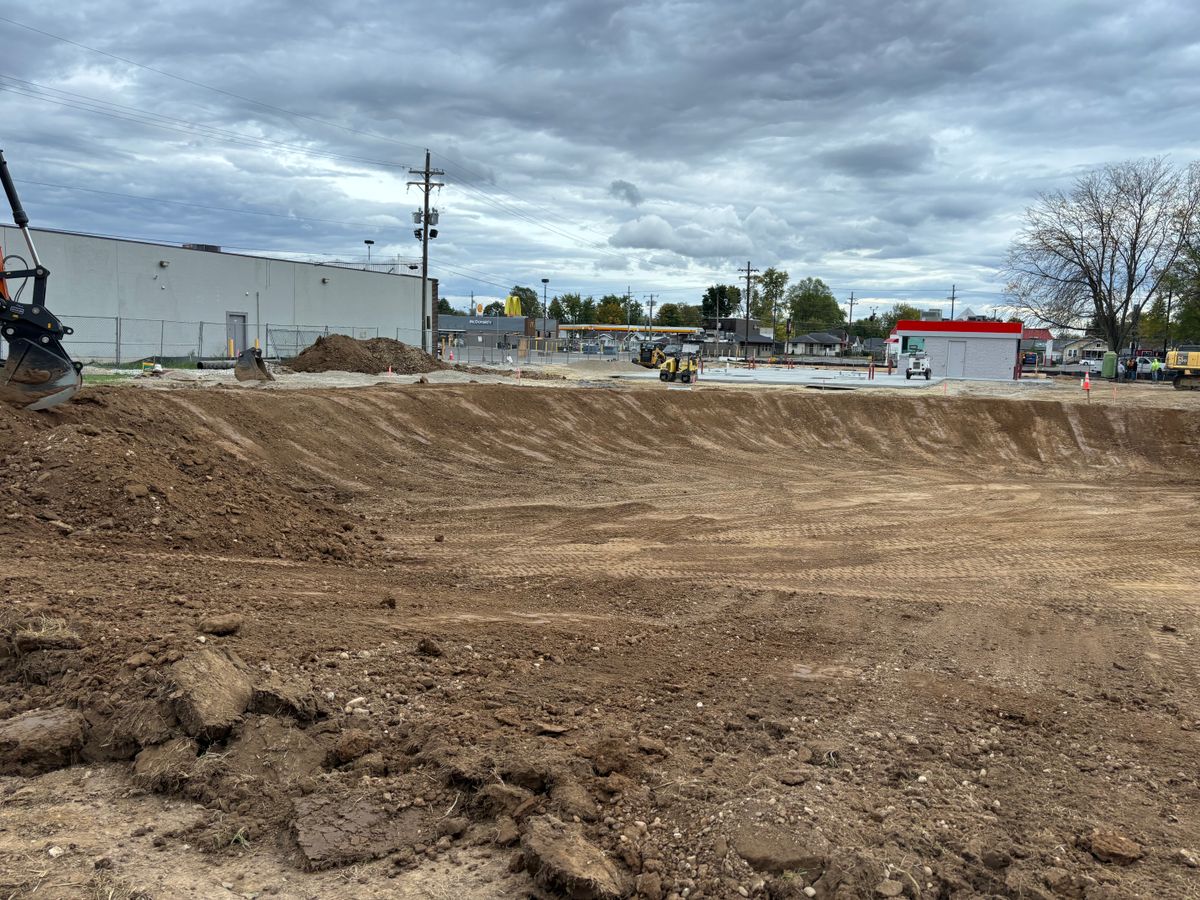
[1, 384, 1198, 899]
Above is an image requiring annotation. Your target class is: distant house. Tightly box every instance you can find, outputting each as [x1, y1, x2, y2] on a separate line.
[1021, 327, 1055, 363]
[784, 331, 845, 356]
[1059, 335, 1107, 363]
[857, 337, 887, 359]
[704, 317, 774, 357]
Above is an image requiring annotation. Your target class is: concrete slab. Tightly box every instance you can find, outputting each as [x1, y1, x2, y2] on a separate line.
[611, 366, 944, 389]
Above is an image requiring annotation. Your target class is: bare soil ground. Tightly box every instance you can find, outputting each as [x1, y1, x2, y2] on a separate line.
[1, 383, 1198, 900]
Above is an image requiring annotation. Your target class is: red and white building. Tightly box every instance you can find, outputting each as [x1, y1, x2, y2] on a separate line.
[890, 319, 1024, 380]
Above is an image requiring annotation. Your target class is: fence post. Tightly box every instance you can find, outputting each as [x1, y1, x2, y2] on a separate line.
[198, 321, 204, 359]
[115, 317, 121, 367]
[159, 319, 165, 360]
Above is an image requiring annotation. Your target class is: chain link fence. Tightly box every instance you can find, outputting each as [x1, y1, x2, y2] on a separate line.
[59, 315, 423, 365]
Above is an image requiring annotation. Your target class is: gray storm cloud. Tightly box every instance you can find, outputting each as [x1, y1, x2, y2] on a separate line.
[0, 0, 1197, 311]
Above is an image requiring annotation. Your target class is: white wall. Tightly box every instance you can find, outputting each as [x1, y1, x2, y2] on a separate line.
[899, 334, 1019, 380]
[1, 227, 429, 361]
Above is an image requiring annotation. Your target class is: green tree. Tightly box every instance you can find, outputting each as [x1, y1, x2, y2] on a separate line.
[623, 297, 644, 326]
[580, 297, 597, 324]
[509, 285, 540, 317]
[597, 295, 625, 324]
[879, 303, 923, 332]
[482, 301, 505, 316]
[437, 298, 464, 316]
[548, 297, 566, 322]
[560, 292, 583, 323]
[786, 278, 843, 331]
[656, 303, 683, 326]
[701, 284, 742, 319]
[1137, 295, 1168, 346]
[849, 314, 886, 340]
[679, 305, 703, 327]
[756, 267, 789, 323]
[1163, 244, 1200, 344]
[1177, 295, 1200, 343]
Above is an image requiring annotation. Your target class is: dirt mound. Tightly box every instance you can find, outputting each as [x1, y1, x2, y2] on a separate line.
[289, 334, 446, 375]
[0, 388, 370, 562]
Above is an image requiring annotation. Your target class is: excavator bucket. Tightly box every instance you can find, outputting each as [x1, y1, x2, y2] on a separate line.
[0, 336, 82, 410]
[0, 149, 84, 411]
[233, 347, 274, 382]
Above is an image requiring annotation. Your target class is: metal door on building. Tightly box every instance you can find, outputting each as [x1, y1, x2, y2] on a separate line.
[226, 312, 248, 355]
[948, 340, 967, 377]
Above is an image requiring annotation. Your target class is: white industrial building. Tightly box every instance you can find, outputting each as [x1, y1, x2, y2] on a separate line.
[0, 226, 433, 363]
[893, 319, 1023, 380]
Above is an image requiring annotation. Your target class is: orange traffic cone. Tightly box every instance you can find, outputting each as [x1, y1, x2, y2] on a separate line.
[387, 365, 393, 375]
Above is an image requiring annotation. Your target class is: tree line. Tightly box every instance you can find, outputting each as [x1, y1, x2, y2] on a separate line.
[438, 276, 927, 340]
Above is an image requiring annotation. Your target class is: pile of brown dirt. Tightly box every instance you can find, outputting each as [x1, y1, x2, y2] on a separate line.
[0, 389, 371, 562]
[289, 334, 446, 375]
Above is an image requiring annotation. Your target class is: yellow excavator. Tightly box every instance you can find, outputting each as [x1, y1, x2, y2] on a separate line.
[0, 150, 83, 410]
[1166, 345, 1200, 390]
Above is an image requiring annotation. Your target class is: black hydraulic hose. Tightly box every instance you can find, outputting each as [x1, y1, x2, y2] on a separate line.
[0, 150, 29, 228]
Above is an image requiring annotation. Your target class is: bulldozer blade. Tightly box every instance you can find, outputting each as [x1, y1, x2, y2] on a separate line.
[233, 348, 274, 382]
[0, 337, 82, 411]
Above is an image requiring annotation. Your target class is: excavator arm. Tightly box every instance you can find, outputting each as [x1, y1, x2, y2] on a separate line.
[0, 150, 82, 410]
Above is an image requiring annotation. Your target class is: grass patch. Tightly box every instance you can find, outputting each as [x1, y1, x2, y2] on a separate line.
[82, 373, 136, 385]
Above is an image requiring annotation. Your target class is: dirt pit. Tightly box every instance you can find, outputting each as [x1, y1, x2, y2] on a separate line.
[1, 384, 1199, 899]
[288, 334, 446, 375]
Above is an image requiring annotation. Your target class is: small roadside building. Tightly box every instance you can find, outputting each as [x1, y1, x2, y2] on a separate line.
[892, 319, 1023, 380]
[438, 315, 555, 350]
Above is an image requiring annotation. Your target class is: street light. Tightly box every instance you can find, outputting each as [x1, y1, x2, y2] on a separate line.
[541, 278, 549, 319]
[364, 239, 374, 270]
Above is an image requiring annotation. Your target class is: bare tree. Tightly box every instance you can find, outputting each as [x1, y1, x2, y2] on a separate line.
[1004, 158, 1200, 349]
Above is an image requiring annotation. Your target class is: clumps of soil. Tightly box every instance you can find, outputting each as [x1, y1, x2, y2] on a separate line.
[290, 335, 446, 375]
[0, 389, 369, 562]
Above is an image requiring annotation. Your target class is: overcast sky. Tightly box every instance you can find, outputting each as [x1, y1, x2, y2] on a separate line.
[2, 0, 1198, 318]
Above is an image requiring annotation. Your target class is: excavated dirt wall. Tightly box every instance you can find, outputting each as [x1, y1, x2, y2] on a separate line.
[1, 384, 1198, 899]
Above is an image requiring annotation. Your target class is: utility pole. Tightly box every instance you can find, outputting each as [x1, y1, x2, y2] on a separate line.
[847, 291, 855, 327]
[646, 294, 656, 336]
[1164, 289, 1173, 356]
[740, 261, 758, 360]
[407, 149, 444, 353]
[948, 284, 956, 321]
